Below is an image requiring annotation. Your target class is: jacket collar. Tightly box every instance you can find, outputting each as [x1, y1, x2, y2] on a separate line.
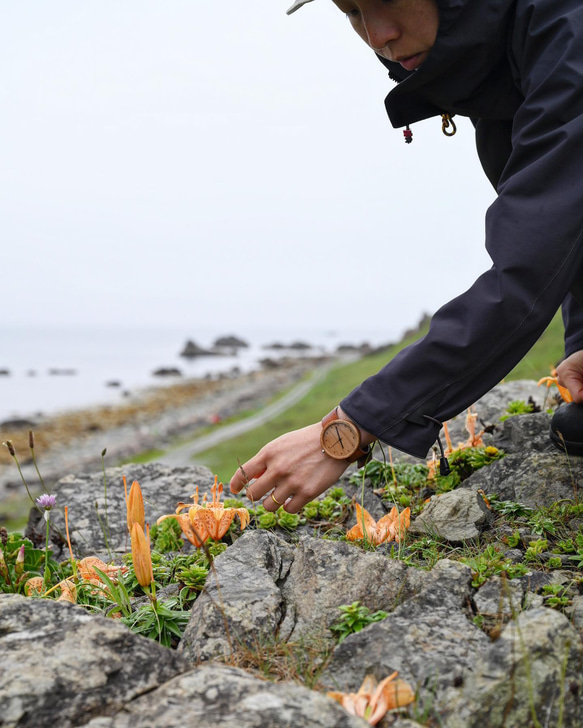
[379, 0, 518, 127]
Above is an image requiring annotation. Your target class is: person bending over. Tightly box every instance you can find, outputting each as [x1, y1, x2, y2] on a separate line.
[230, 0, 583, 510]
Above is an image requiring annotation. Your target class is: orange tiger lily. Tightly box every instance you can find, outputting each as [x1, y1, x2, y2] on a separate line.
[538, 369, 573, 403]
[346, 503, 410, 545]
[158, 476, 250, 545]
[328, 672, 415, 724]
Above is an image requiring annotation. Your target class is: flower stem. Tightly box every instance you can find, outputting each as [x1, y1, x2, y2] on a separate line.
[29, 431, 49, 494]
[94, 501, 113, 560]
[43, 513, 51, 591]
[101, 449, 110, 549]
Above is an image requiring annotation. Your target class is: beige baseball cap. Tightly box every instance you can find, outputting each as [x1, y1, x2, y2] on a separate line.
[286, 0, 316, 15]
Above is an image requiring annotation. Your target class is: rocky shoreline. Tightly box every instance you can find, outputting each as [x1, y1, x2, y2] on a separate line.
[0, 357, 326, 505]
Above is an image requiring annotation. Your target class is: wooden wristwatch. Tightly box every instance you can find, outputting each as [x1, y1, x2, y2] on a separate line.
[320, 407, 371, 464]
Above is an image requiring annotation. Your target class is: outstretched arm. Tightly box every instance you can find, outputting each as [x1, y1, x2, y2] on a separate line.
[229, 408, 375, 512]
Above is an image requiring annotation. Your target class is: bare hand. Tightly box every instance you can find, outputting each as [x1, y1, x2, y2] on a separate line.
[556, 350, 583, 403]
[229, 423, 350, 513]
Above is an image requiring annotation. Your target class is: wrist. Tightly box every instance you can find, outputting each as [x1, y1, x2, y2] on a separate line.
[336, 406, 376, 447]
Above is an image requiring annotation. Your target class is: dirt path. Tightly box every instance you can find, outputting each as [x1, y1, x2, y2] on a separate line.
[157, 361, 335, 466]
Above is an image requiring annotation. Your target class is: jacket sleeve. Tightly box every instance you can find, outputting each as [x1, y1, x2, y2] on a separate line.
[563, 292, 583, 358]
[341, 0, 583, 458]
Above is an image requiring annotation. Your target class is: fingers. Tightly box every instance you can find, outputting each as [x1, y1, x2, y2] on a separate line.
[229, 455, 266, 494]
[229, 423, 350, 515]
[556, 352, 583, 403]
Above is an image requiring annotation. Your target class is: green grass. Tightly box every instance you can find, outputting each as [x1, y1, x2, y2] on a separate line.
[195, 312, 565, 484]
[194, 327, 430, 483]
[505, 311, 564, 381]
[121, 448, 166, 465]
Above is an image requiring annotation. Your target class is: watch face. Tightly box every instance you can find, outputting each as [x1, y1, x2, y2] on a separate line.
[321, 419, 360, 460]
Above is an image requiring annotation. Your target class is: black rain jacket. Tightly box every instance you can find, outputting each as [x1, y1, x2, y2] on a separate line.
[340, 0, 583, 458]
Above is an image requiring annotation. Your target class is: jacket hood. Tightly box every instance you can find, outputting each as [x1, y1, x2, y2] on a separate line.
[379, 0, 519, 128]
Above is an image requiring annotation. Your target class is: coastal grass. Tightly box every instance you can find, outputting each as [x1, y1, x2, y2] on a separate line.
[195, 311, 564, 484]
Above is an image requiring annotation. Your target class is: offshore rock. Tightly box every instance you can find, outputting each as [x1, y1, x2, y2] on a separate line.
[0, 594, 186, 728]
[179, 339, 218, 358]
[213, 335, 249, 348]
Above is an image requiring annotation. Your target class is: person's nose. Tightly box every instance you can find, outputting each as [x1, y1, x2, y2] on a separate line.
[361, 13, 399, 53]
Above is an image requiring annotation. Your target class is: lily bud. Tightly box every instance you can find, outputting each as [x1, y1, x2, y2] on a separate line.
[0, 546, 9, 581]
[126, 480, 145, 533]
[130, 522, 153, 588]
[15, 544, 25, 577]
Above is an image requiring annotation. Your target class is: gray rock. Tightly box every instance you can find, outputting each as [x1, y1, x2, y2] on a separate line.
[410, 488, 493, 542]
[26, 462, 215, 557]
[84, 663, 368, 728]
[491, 411, 555, 455]
[473, 575, 524, 617]
[179, 530, 293, 663]
[0, 594, 186, 728]
[441, 380, 547, 449]
[321, 560, 490, 701]
[569, 595, 583, 630]
[471, 380, 547, 425]
[441, 608, 583, 727]
[280, 535, 412, 642]
[466, 450, 583, 507]
[179, 531, 413, 663]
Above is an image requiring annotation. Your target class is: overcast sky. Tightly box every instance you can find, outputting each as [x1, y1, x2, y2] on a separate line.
[0, 1, 495, 337]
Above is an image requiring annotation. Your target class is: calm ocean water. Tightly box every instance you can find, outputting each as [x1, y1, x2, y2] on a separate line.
[0, 324, 402, 421]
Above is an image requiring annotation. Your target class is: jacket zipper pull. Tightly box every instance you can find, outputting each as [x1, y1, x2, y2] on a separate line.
[403, 125, 413, 144]
[441, 113, 457, 137]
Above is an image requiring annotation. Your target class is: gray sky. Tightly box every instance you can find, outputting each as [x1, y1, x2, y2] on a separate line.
[0, 1, 495, 335]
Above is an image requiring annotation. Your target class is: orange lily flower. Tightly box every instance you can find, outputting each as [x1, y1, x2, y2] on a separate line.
[56, 579, 77, 603]
[158, 476, 250, 545]
[346, 503, 410, 545]
[77, 556, 127, 584]
[464, 408, 484, 448]
[328, 672, 415, 724]
[538, 369, 573, 403]
[126, 478, 145, 533]
[25, 576, 45, 596]
[131, 522, 153, 588]
[189, 477, 250, 541]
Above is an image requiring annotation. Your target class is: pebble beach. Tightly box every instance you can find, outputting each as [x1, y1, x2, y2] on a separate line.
[0, 357, 325, 507]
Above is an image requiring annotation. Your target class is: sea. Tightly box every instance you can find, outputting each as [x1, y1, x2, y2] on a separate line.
[0, 323, 405, 422]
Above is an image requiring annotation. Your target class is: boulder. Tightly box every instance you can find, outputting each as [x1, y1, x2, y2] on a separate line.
[465, 450, 583, 508]
[440, 608, 583, 727]
[0, 594, 186, 728]
[83, 663, 368, 728]
[320, 560, 490, 703]
[473, 575, 524, 617]
[179, 531, 413, 663]
[26, 462, 215, 557]
[410, 488, 493, 542]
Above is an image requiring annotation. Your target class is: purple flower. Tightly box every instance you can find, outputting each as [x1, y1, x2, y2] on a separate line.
[36, 494, 57, 511]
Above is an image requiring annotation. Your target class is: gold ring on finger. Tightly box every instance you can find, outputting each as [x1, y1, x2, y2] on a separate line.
[271, 492, 284, 507]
